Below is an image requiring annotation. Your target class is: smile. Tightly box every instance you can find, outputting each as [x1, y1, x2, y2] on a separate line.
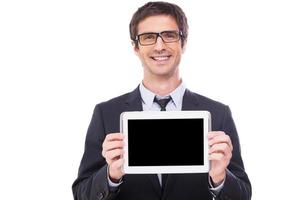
[151, 55, 171, 61]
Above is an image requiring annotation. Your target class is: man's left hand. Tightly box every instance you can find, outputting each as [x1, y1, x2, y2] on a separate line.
[208, 131, 233, 186]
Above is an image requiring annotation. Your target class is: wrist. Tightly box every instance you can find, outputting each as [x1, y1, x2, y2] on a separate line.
[108, 167, 122, 183]
[109, 175, 122, 183]
[210, 172, 226, 186]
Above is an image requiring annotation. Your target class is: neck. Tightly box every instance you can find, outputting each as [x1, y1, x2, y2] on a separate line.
[142, 75, 182, 96]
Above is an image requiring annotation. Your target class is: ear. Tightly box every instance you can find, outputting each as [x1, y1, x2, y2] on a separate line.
[181, 41, 187, 54]
[132, 41, 139, 56]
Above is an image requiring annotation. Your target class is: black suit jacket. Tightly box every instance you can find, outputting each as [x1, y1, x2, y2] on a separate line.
[72, 87, 251, 200]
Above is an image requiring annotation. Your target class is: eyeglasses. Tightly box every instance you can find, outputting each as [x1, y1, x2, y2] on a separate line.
[135, 30, 182, 46]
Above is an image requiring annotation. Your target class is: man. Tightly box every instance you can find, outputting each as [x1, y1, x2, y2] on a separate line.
[72, 2, 251, 200]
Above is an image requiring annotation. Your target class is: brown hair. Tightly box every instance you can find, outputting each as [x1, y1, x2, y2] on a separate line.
[129, 1, 188, 48]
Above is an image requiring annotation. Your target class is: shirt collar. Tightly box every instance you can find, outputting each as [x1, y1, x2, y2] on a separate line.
[139, 81, 186, 109]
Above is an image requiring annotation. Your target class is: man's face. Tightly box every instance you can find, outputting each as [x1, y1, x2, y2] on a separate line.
[134, 15, 185, 80]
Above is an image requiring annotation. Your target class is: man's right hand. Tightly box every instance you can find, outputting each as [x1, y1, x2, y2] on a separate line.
[102, 133, 125, 182]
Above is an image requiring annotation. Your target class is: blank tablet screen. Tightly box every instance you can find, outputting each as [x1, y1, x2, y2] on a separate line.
[127, 118, 204, 166]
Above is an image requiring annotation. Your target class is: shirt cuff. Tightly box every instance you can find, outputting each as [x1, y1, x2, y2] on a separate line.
[107, 166, 123, 188]
[208, 175, 225, 197]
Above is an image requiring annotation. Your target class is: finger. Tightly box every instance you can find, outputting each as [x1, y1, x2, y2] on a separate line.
[209, 151, 232, 165]
[209, 143, 231, 155]
[105, 155, 120, 166]
[111, 158, 125, 168]
[110, 158, 125, 174]
[209, 134, 233, 151]
[226, 151, 232, 161]
[105, 151, 123, 165]
[103, 140, 124, 152]
[105, 133, 124, 142]
[105, 148, 124, 161]
[209, 152, 225, 161]
[209, 135, 233, 152]
[208, 131, 224, 139]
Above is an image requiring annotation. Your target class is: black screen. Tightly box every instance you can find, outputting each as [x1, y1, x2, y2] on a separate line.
[128, 118, 204, 166]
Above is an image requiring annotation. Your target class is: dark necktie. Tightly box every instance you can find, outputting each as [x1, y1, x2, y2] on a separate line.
[153, 96, 171, 190]
[154, 96, 172, 111]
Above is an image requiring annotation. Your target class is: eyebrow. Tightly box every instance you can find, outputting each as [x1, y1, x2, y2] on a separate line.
[137, 30, 179, 35]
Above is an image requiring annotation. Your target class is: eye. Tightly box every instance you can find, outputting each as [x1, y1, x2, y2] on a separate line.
[163, 32, 177, 39]
[143, 34, 156, 40]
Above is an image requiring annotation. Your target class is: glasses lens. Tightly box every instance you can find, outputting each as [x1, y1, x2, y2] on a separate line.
[139, 33, 157, 45]
[137, 31, 181, 45]
[161, 31, 180, 42]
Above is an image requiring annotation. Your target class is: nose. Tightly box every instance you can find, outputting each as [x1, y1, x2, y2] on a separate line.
[153, 36, 166, 51]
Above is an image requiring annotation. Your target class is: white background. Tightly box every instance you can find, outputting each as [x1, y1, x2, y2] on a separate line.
[0, 0, 299, 199]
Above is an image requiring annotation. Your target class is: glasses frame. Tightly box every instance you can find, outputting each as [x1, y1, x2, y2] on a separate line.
[135, 30, 183, 46]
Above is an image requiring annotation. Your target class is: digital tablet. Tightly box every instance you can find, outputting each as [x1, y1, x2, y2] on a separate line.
[120, 111, 211, 174]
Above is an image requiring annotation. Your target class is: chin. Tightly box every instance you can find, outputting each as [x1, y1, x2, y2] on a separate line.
[152, 68, 177, 77]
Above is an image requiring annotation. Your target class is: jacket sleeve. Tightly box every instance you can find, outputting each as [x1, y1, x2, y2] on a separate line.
[217, 106, 252, 200]
[72, 104, 120, 200]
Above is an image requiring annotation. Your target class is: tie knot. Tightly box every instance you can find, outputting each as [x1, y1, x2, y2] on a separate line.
[154, 96, 172, 111]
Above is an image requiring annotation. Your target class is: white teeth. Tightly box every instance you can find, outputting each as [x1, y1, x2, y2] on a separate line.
[153, 56, 169, 61]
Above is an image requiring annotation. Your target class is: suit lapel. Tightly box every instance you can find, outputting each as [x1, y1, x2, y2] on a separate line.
[124, 86, 143, 111]
[182, 89, 200, 110]
[147, 174, 162, 197]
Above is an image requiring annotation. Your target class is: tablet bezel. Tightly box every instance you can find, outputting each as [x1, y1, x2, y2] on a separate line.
[120, 111, 211, 174]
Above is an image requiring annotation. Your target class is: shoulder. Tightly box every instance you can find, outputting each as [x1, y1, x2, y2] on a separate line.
[185, 90, 233, 130]
[187, 89, 229, 110]
[93, 86, 140, 112]
[94, 91, 132, 111]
